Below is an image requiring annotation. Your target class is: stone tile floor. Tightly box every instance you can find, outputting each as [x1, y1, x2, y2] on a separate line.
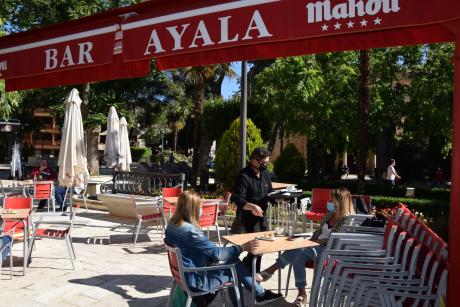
[1, 209, 313, 306]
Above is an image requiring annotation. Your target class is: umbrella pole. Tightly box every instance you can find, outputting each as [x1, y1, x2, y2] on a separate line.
[70, 186, 74, 215]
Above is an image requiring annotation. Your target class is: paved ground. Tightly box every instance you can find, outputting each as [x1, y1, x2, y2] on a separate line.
[1, 209, 313, 306]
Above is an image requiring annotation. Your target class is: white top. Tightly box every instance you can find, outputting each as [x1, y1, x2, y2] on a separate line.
[387, 165, 397, 180]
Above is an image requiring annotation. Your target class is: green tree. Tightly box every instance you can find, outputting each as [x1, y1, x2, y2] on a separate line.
[215, 118, 263, 190]
[274, 143, 305, 183]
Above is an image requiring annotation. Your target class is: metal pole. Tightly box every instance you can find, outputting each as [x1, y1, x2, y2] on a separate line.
[448, 33, 460, 306]
[240, 61, 248, 170]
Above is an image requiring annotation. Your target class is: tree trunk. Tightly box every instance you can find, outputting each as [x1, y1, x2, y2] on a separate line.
[191, 82, 205, 187]
[173, 127, 178, 153]
[199, 136, 213, 191]
[268, 122, 281, 152]
[86, 125, 101, 175]
[357, 50, 371, 194]
[376, 126, 391, 181]
[80, 82, 100, 176]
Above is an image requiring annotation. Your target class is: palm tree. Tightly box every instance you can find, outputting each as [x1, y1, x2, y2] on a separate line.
[182, 65, 217, 187]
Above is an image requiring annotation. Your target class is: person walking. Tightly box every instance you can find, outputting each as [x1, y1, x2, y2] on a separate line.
[386, 158, 401, 186]
[230, 147, 273, 273]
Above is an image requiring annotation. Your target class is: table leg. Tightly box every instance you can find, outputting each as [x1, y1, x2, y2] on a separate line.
[23, 220, 28, 276]
[278, 251, 281, 293]
[268, 203, 272, 231]
[251, 256, 258, 307]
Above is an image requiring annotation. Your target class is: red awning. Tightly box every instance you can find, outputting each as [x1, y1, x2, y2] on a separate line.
[1, 0, 459, 91]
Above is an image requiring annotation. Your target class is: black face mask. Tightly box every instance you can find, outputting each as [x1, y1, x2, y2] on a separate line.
[258, 163, 268, 172]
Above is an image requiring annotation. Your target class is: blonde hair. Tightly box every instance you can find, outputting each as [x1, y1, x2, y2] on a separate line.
[330, 187, 355, 220]
[170, 190, 201, 226]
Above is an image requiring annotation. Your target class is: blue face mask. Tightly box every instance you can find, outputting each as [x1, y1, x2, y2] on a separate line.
[327, 202, 336, 213]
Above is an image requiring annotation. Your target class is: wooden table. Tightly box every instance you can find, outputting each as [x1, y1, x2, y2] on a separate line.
[1, 208, 31, 275]
[223, 231, 319, 306]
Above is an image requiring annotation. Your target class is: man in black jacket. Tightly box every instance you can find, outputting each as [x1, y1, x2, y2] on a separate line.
[231, 147, 273, 272]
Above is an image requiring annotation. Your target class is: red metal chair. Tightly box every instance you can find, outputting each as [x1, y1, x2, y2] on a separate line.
[131, 195, 164, 245]
[2, 197, 33, 276]
[27, 205, 78, 270]
[200, 200, 221, 245]
[162, 187, 182, 220]
[304, 188, 331, 232]
[218, 192, 232, 235]
[164, 242, 241, 307]
[2, 197, 33, 242]
[33, 181, 55, 212]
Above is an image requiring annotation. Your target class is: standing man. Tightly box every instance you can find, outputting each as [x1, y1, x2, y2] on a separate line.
[386, 158, 401, 186]
[231, 147, 273, 272]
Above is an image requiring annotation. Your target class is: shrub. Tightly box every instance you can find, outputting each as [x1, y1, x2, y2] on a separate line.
[274, 143, 305, 183]
[215, 118, 263, 190]
[130, 147, 152, 162]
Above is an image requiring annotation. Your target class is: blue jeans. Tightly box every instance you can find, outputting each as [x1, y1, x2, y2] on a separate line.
[190, 257, 265, 306]
[0, 236, 12, 259]
[275, 246, 324, 288]
[54, 187, 68, 211]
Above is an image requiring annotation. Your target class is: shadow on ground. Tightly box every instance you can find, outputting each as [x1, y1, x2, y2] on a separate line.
[69, 274, 171, 306]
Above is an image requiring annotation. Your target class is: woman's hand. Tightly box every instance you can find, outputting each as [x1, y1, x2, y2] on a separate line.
[240, 239, 260, 253]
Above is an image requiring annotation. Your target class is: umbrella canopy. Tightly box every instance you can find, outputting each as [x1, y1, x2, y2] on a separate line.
[103, 106, 120, 168]
[118, 117, 132, 172]
[58, 88, 89, 189]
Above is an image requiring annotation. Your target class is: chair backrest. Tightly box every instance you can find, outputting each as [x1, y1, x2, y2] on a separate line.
[33, 181, 54, 199]
[199, 201, 219, 227]
[165, 242, 186, 290]
[162, 187, 182, 198]
[311, 188, 331, 212]
[3, 197, 33, 210]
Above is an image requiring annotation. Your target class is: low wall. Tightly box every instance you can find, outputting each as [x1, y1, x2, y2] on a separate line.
[98, 194, 161, 219]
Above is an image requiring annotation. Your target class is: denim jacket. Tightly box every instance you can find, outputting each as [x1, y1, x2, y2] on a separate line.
[165, 221, 240, 291]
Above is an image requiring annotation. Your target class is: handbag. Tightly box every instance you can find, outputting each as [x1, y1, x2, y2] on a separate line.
[230, 210, 247, 234]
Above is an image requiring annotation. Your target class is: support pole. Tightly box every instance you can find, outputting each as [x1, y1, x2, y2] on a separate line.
[448, 34, 460, 305]
[240, 61, 248, 170]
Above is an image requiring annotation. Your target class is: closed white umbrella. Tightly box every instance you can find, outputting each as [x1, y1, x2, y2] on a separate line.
[103, 106, 120, 168]
[10, 141, 22, 179]
[58, 88, 89, 189]
[119, 117, 132, 171]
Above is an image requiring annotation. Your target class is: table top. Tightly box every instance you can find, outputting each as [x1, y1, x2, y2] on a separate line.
[1, 208, 31, 219]
[164, 197, 222, 205]
[223, 231, 319, 255]
[268, 190, 304, 201]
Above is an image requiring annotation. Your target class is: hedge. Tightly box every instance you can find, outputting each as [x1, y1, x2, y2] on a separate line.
[130, 147, 153, 162]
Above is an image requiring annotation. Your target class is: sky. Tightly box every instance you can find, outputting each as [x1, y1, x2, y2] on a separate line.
[221, 62, 241, 100]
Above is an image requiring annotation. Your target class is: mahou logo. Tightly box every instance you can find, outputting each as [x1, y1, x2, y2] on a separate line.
[306, 0, 400, 23]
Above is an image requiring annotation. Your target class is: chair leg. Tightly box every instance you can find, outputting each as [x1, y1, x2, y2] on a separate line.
[9, 250, 13, 279]
[216, 224, 222, 246]
[185, 296, 193, 307]
[68, 236, 76, 260]
[285, 263, 293, 297]
[82, 195, 88, 211]
[133, 219, 142, 245]
[65, 236, 75, 270]
[27, 230, 39, 264]
[222, 215, 229, 235]
[166, 280, 177, 307]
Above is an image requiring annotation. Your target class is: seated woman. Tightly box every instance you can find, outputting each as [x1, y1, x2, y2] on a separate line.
[165, 190, 282, 306]
[258, 187, 355, 307]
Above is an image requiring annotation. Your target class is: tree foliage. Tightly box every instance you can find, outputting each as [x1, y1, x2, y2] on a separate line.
[215, 118, 263, 190]
[274, 143, 305, 183]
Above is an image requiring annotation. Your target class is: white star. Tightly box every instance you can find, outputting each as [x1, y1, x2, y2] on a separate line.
[347, 21, 354, 28]
[334, 22, 341, 30]
[360, 19, 368, 27]
[321, 24, 329, 31]
[374, 17, 382, 25]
